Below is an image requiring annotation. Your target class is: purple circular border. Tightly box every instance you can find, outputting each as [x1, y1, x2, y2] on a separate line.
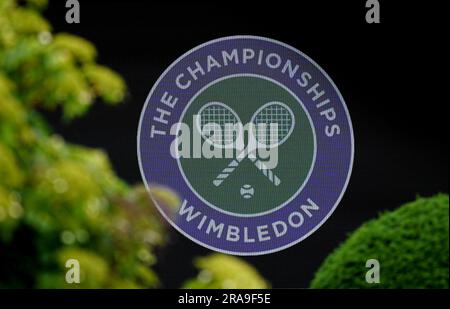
[137, 36, 354, 255]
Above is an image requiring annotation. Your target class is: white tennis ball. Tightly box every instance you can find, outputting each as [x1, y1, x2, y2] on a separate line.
[240, 184, 254, 199]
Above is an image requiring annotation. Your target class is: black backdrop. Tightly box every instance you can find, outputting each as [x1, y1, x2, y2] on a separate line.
[42, 0, 448, 288]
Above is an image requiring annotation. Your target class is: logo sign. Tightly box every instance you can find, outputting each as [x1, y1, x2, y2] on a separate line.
[137, 36, 354, 255]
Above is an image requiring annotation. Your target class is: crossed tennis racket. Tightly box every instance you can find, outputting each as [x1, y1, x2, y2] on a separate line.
[196, 101, 295, 187]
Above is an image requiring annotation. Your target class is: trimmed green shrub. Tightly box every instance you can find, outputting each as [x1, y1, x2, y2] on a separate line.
[310, 194, 449, 288]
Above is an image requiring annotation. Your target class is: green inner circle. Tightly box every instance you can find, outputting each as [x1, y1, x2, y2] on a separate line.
[179, 76, 315, 215]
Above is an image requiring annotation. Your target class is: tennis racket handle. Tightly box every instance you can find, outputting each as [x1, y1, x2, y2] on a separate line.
[213, 159, 240, 187]
[252, 158, 281, 186]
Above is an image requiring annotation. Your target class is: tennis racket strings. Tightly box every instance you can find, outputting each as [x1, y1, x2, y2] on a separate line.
[197, 102, 241, 148]
[196, 101, 295, 187]
[252, 102, 295, 147]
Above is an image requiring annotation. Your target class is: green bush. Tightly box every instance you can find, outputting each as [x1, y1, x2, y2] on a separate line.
[0, 0, 174, 288]
[310, 194, 449, 288]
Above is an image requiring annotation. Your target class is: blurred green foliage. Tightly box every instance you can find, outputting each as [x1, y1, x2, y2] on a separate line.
[0, 0, 269, 288]
[0, 0, 172, 288]
[310, 194, 449, 288]
[183, 254, 269, 289]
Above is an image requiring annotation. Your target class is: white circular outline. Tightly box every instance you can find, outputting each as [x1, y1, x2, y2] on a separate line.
[177, 74, 317, 218]
[137, 35, 355, 256]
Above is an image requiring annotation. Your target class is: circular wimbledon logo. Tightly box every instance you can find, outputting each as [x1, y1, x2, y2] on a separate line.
[138, 36, 354, 255]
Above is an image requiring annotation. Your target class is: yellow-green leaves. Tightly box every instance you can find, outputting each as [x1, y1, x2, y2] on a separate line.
[0, 6, 126, 120]
[0, 143, 24, 188]
[183, 254, 270, 289]
[52, 33, 97, 63]
[25, 0, 48, 10]
[0, 73, 25, 126]
[9, 7, 51, 34]
[84, 64, 126, 104]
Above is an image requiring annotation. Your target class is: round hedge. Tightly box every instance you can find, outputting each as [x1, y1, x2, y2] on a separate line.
[310, 194, 449, 288]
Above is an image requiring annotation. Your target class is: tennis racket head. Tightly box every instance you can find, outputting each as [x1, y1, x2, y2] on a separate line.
[251, 101, 295, 148]
[196, 102, 242, 149]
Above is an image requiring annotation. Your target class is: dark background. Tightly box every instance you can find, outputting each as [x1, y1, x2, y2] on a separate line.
[42, 0, 448, 288]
